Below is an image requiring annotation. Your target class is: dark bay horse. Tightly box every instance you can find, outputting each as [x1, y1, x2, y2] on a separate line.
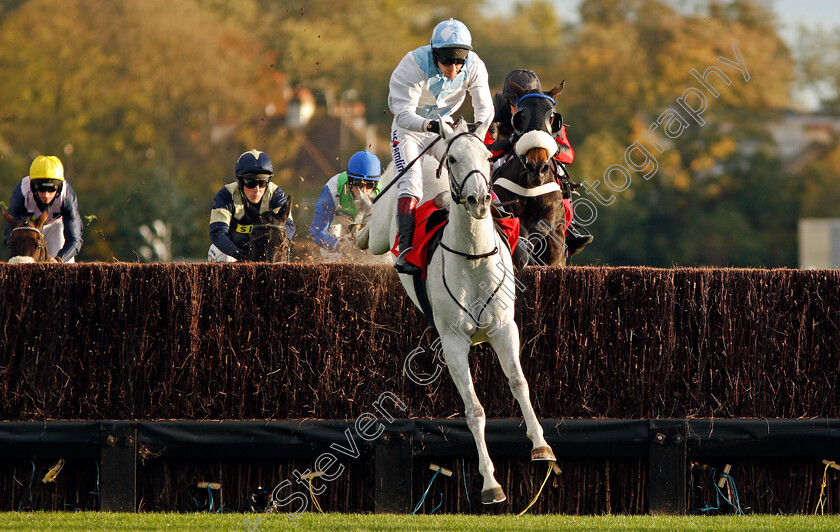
[3, 209, 51, 263]
[247, 201, 292, 262]
[492, 81, 570, 266]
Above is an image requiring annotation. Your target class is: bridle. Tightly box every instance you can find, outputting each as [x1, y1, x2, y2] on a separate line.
[250, 223, 289, 261]
[511, 92, 557, 138]
[434, 130, 510, 327]
[10, 225, 49, 261]
[435, 131, 492, 206]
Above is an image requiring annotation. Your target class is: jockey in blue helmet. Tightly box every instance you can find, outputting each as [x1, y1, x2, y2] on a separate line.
[310, 150, 382, 254]
[208, 149, 296, 262]
[388, 18, 493, 274]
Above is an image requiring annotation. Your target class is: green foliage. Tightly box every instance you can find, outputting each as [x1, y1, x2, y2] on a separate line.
[0, 0, 283, 259]
[561, 0, 798, 266]
[261, 0, 484, 127]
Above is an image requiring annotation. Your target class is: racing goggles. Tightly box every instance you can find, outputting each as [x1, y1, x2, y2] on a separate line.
[437, 56, 465, 66]
[242, 178, 269, 189]
[348, 176, 377, 190]
[32, 181, 60, 193]
[433, 48, 467, 66]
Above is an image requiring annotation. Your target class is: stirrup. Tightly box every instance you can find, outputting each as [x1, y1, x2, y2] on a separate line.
[567, 234, 593, 257]
[395, 248, 421, 275]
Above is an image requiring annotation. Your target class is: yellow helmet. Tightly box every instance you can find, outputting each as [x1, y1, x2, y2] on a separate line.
[30, 155, 65, 182]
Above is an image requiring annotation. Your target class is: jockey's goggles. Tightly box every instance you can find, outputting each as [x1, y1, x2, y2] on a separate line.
[436, 56, 465, 66]
[242, 178, 269, 189]
[348, 176, 377, 190]
[433, 48, 467, 67]
[32, 181, 60, 193]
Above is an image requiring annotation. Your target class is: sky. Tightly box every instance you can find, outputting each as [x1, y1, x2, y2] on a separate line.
[488, 0, 840, 30]
[487, 0, 840, 109]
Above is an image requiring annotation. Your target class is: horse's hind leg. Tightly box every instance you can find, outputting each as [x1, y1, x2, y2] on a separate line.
[439, 333, 506, 504]
[489, 322, 555, 461]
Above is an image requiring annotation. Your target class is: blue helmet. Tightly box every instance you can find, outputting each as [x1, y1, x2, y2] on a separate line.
[347, 151, 381, 181]
[430, 19, 472, 50]
[235, 149, 273, 178]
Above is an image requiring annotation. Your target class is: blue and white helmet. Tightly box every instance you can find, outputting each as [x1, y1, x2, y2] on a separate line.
[430, 19, 472, 50]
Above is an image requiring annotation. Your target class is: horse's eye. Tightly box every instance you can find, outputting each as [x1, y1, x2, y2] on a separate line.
[448, 155, 456, 165]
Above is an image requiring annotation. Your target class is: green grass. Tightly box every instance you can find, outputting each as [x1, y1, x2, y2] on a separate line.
[1, 513, 840, 532]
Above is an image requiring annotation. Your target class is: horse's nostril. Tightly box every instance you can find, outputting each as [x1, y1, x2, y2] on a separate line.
[467, 196, 477, 206]
[484, 194, 492, 204]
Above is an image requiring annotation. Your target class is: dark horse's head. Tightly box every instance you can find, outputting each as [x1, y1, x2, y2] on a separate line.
[248, 200, 291, 263]
[509, 80, 566, 187]
[491, 75, 570, 267]
[3, 209, 50, 263]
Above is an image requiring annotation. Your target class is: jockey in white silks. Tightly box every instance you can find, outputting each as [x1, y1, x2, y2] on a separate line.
[388, 18, 494, 275]
[4, 155, 83, 263]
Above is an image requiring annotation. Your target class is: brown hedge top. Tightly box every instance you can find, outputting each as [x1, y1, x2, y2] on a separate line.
[1, 264, 838, 421]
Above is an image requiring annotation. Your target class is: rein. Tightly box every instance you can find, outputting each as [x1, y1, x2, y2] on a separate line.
[441, 231, 507, 327]
[371, 137, 442, 205]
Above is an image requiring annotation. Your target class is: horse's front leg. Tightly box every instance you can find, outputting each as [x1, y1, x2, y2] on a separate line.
[488, 321, 555, 461]
[439, 333, 506, 504]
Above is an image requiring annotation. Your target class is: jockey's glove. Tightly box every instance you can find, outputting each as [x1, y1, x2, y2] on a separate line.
[426, 121, 440, 134]
[233, 247, 249, 261]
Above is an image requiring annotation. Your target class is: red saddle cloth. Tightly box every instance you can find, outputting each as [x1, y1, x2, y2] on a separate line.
[392, 199, 520, 279]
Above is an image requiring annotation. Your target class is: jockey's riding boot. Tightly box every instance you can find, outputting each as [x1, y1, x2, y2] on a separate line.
[566, 223, 593, 257]
[395, 197, 421, 275]
[512, 236, 533, 270]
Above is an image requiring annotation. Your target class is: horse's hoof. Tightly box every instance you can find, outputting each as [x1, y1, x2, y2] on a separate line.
[531, 446, 556, 461]
[481, 486, 506, 504]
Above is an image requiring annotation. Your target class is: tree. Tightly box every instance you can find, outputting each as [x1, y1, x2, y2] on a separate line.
[559, 0, 798, 266]
[0, 0, 287, 259]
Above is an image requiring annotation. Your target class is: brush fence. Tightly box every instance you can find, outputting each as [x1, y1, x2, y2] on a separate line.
[0, 263, 838, 513]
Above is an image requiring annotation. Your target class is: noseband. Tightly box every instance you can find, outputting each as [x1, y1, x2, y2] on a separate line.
[435, 131, 491, 205]
[11, 225, 48, 261]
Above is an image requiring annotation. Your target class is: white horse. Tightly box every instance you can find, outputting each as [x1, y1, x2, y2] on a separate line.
[360, 118, 555, 504]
